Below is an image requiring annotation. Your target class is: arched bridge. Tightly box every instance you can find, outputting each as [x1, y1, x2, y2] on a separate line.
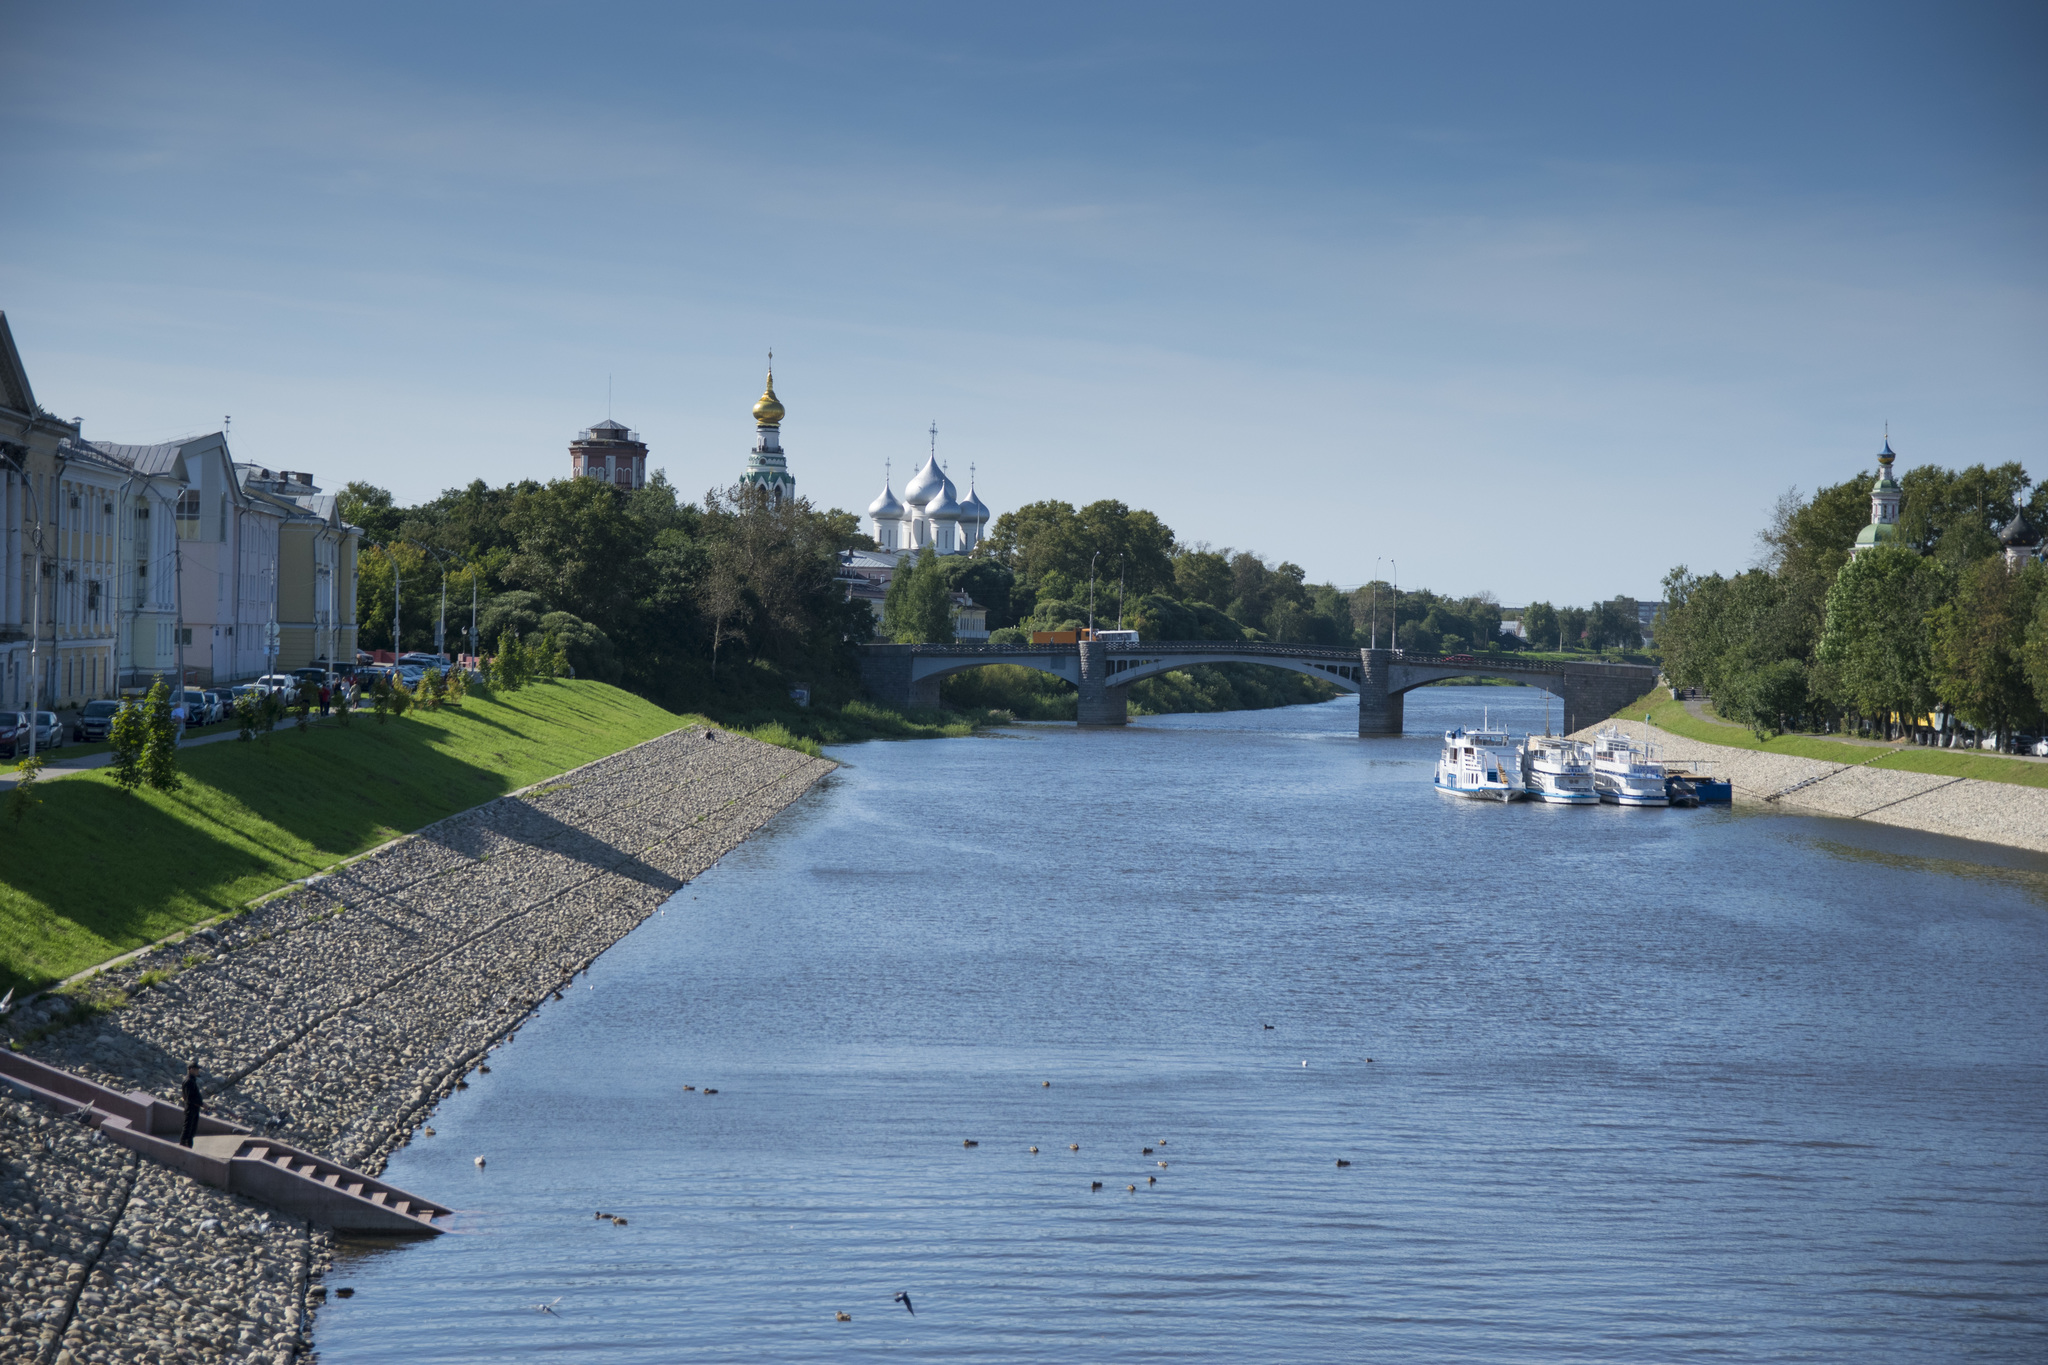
[859, 641, 1658, 735]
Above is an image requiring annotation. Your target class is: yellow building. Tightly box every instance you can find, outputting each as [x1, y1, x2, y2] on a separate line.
[242, 469, 359, 671]
[0, 312, 122, 710]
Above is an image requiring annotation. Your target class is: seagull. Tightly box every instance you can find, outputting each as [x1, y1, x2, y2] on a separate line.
[533, 1297, 561, 1316]
[894, 1292, 915, 1316]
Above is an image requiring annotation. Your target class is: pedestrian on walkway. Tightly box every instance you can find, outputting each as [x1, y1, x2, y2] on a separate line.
[180, 1060, 205, 1147]
[318, 682, 331, 716]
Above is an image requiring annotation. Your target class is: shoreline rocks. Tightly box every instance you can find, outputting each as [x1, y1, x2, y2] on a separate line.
[2, 724, 835, 1362]
[1569, 717, 2048, 854]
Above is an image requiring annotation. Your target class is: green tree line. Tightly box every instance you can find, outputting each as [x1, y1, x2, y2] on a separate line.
[342, 475, 874, 714]
[1657, 460, 2048, 746]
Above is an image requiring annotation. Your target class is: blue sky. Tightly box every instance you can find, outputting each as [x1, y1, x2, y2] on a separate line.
[2, 2, 2042, 603]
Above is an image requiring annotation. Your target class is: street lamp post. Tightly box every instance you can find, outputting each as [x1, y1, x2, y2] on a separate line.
[1371, 556, 1382, 649]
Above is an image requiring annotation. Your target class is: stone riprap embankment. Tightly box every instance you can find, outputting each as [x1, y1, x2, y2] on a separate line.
[1, 725, 834, 1364]
[1571, 718, 2048, 854]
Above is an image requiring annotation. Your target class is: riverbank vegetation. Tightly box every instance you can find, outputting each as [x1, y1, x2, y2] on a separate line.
[1657, 459, 2048, 747]
[0, 680, 688, 997]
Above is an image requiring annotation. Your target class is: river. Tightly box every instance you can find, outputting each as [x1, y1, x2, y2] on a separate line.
[317, 686, 2048, 1362]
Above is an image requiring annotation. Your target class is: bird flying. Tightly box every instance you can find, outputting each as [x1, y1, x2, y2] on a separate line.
[894, 1292, 915, 1316]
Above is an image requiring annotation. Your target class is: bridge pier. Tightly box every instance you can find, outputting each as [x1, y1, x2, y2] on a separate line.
[858, 645, 941, 711]
[1556, 662, 1660, 735]
[1357, 648, 1404, 737]
[1076, 640, 1129, 726]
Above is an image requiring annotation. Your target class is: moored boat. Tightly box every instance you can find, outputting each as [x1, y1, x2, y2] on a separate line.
[1524, 736, 1598, 804]
[1591, 726, 1669, 806]
[1435, 722, 1527, 802]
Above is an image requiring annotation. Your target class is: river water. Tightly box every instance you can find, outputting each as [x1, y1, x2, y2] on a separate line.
[318, 687, 2048, 1362]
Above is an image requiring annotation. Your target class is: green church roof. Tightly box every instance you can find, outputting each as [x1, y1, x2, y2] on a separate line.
[1854, 521, 1898, 547]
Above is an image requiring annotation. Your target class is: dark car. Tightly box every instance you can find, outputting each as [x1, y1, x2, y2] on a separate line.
[75, 698, 125, 742]
[0, 710, 64, 758]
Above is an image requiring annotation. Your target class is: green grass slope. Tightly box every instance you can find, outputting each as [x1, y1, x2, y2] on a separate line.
[0, 680, 687, 996]
[1612, 689, 2048, 789]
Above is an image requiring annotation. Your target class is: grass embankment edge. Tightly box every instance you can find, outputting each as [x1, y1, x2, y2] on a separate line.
[1608, 688, 2048, 789]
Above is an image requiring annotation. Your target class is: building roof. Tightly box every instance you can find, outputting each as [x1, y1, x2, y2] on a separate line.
[904, 453, 946, 506]
[868, 482, 904, 518]
[1854, 521, 1899, 547]
[82, 438, 192, 476]
[1999, 510, 2041, 546]
[926, 478, 962, 519]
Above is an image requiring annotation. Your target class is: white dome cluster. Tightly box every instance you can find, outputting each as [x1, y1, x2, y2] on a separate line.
[868, 439, 990, 555]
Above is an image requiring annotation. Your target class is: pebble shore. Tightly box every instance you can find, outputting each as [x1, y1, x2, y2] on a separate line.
[2, 724, 835, 1363]
[1570, 717, 2048, 853]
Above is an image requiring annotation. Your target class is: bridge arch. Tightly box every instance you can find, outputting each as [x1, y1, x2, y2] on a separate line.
[857, 642, 1657, 734]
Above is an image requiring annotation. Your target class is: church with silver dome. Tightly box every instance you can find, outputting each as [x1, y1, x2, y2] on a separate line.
[839, 427, 996, 637]
[866, 425, 990, 554]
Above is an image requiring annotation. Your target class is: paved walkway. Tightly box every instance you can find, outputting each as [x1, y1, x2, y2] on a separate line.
[0, 716, 338, 790]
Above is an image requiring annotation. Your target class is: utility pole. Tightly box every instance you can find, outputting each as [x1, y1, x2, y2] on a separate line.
[23, 480, 42, 760]
[174, 528, 185, 742]
[470, 570, 478, 667]
[436, 567, 447, 661]
[1088, 551, 1100, 635]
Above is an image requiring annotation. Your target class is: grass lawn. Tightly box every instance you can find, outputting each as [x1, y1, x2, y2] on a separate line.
[0, 680, 689, 997]
[1612, 689, 2048, 789]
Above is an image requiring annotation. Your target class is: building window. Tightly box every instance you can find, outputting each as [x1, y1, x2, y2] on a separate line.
[87, 581, 101, 613]
[177, 490, 202, 539]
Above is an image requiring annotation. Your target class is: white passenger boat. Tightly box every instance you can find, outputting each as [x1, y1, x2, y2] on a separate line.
[1435, 720, 1527, 802]
[1523, 736, 1598, 804]
[1591, 726, 1669, 806]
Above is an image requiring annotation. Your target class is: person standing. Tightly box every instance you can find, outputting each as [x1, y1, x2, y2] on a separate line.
[180, 1061, 205, 1147]
[318, 682, 331, 716]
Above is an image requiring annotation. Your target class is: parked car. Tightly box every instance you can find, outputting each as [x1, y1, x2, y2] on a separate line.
[0, 710, 64, 758]
[204, 690, 232, 723]
[255, 673, 306, 699]
[178, 688, 218, 727]
[398, 652, 448, 668]
[75, 698, 127, 742]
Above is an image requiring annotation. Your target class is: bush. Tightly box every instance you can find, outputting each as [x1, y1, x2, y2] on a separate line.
[142, 677, 182, 793]
[744, 721, 824, 758]
[8, 754, 45, 825]
[233, 692, 259, 742]
[110, 697, 147, 789]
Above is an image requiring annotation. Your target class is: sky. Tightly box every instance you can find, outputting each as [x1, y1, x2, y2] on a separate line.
[2, 1, 2043, 603]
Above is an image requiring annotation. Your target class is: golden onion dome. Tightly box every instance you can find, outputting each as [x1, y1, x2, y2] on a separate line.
[753, 371, 785, 427]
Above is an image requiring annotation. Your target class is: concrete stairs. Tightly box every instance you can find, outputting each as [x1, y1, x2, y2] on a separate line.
[1, 1049, 449, 1235]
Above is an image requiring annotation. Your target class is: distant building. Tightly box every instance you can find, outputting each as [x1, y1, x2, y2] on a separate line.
[241, 467, 360, 672]
[1850, 438, 1904, 559]
[739, 366, 795, 503]
[1998, 509, 2042, 572]
[571, 419, 647, 490]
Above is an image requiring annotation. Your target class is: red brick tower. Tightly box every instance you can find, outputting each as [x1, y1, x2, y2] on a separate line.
[570, 419, 647, 489]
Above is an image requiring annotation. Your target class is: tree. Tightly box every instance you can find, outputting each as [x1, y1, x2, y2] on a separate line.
[883, 546, 955, 643]
[338, 481, 403, 543]
[2026, 575, 2048, 715]
[1816, 545, 1947, 736]
[1522, 601, 1560, 651]
[109, 698, 146, 790]
[1929, 558, 2044, 747]
[539, 611, 620, 682]
[1172, 548, 1232, 608]
[142, 676, 182, 793]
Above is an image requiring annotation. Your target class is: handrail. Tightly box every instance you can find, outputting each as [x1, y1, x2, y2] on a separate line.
[862, 640, 1656, 672]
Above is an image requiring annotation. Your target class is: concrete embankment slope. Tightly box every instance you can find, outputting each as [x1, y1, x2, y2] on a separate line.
[1569, 718, 2048, 855]
[1, 725, 834, 1365]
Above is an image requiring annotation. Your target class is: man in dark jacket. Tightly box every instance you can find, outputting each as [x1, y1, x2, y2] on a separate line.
[180, 1061, 204, 1147]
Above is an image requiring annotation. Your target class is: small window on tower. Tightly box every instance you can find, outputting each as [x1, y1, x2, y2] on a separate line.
[177, 490, 202, 539]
